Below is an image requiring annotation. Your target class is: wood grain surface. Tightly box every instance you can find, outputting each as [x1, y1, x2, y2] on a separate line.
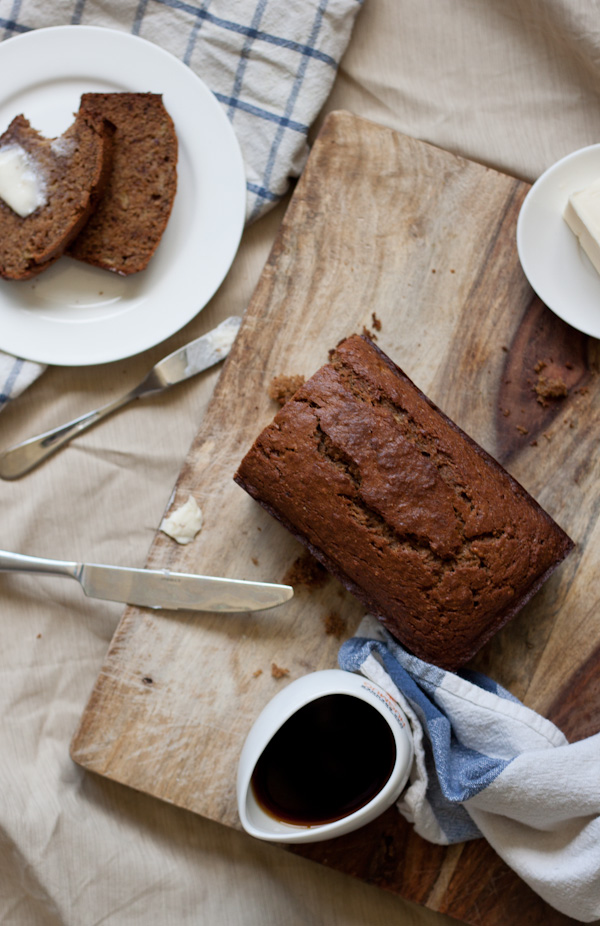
[71, 112, 599, 925]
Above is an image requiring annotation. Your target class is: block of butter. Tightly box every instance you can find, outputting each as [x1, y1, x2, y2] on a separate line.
[564, 178, 600, 276]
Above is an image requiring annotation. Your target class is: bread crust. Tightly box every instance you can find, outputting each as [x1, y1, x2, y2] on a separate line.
[68, 93, 178, 275]
[234, 334, 574, 669]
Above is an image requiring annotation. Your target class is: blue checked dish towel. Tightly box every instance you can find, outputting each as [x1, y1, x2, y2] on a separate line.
[0, 0, 362, 408]
[339, 615, 600, 923]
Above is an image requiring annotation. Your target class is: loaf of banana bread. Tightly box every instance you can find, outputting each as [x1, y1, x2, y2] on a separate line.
[234, 334, 574, 669]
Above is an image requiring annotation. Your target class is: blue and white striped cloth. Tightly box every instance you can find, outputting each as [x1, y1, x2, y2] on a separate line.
[0, 0, 362, 407]
[340, 615, 600, 923]
[0, 353, 45, 410]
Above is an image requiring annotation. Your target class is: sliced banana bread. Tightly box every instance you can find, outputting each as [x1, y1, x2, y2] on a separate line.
[0, 112, 114, 280]
[68, 93, 178, 275]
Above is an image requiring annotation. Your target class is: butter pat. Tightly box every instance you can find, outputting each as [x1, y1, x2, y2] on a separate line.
[564, 178, 600, 276]
[205, 316, 240, 355]
[160, 496, 203, 545]
[0, 144, 47, 217]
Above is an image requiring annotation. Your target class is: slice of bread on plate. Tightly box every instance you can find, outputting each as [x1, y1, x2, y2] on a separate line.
[0, 112, 114, 280]
[68, 93, 178, 275]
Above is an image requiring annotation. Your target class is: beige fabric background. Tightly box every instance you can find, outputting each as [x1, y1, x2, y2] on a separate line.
[1, 1, 599, 923]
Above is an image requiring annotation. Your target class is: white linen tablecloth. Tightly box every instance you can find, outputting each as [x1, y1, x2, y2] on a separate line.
[1, 1, 600, 924]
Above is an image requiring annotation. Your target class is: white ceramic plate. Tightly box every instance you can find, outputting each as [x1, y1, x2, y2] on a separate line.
[517, 144, 600, 340]
[0, 26, 246, 366]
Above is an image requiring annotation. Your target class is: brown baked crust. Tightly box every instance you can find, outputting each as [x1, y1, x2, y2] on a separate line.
[234, 334, 574, 669]
[68, 93, 178, 275]
[0, 112, 114, 281]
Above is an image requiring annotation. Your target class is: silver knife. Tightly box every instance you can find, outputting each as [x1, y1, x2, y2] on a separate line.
[0, 550, 293, 612]
[0, 316, 242, 480]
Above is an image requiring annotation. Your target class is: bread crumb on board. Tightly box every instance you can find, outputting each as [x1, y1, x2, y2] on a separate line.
[271, 663, 289, 679]
[322, 611, 346, 638]
[283, 551, 329, 589]
[534, 374, 568, 406]
[268, 374, 305, 406]
[503, 353, 575, 433]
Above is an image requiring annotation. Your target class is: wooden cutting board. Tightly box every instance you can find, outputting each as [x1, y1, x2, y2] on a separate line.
[71, 111, 600, 926]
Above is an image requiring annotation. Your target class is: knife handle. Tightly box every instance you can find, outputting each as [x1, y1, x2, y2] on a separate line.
[0, 549, 79, 579]
[0, 387, 141, 480]
[0, 318, 242, 481]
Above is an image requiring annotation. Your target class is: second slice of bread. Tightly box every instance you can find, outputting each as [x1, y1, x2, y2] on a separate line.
[68, 93, 178, 275]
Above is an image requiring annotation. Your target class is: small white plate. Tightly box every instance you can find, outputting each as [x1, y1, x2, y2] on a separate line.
[0, 26, 246, 366]
[517, 144, 600, 340]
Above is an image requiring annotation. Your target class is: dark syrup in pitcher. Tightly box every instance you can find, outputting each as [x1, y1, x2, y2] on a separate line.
[251, 693, 397, 826]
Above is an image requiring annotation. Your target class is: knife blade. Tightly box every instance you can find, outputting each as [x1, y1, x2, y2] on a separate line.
[0, 550, 293, 612]
[0, 315, 243, 480]
[153, 314, 242, 386]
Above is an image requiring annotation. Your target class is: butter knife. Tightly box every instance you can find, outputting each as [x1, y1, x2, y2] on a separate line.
[0, 316, 242, 480]
[0, 550, 293, 612]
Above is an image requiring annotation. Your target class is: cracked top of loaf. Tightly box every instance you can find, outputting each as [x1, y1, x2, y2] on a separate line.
[234, 334, 574, 669]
